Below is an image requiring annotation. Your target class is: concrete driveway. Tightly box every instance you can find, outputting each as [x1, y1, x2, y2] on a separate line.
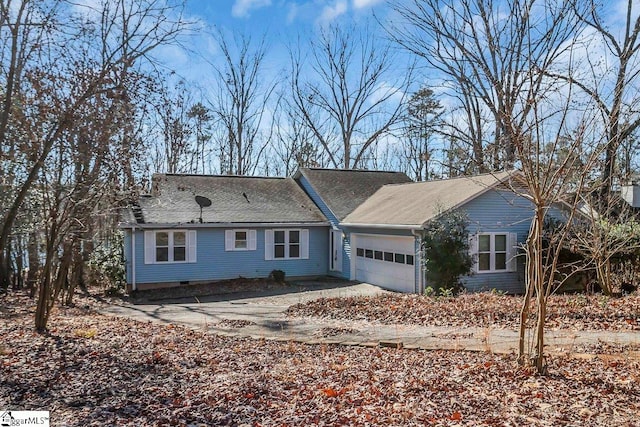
[101, 280, 388, 331]
[100, 280, 640, 357]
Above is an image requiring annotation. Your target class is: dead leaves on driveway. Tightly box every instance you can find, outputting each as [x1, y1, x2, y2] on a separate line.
[286, 293, 640, 331]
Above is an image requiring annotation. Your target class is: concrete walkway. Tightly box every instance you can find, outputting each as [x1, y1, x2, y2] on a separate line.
[101, 281, 640, 358]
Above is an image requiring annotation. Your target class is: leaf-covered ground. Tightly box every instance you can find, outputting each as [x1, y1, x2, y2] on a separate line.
[1, 293, 639, 426]
[286, 293, 640, 331]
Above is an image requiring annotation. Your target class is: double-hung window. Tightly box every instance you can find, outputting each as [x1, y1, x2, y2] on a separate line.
[145, 230, 196, 264]
[472, 232, 516, 273]
[266, 229, 309, 260]
[225, 229, 257, 251]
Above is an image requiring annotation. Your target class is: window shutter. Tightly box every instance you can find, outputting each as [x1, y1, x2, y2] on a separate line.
[468, 234, 478, 273]
[300, 229, 309, 259]
[248, 230, 257, 251]
[187, 231, 197, 263]
[507, 232, 518, 272]
[144, 231, 155, 264]
[225, 230, 234, 251]
[265, 230, 274, 260]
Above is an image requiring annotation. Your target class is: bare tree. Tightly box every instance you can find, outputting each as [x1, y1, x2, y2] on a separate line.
[389, 0, 582, 172]
[266, 96, 327, 176]
[0, 0, 61, 289]
[547, 0, 640, 203]
[209, 30, 276, 176]
[151, 78, 195, 174]
[290, 23, 413, 169]
[0, 0, 188, 328]
[389, 0, 617, 375]
[569, 196, 640, 296]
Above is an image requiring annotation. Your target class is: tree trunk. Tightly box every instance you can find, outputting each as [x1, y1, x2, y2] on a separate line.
[26, 232, 40, 298]
[34, 255, 54, 332]
[517, 271, 534, 365]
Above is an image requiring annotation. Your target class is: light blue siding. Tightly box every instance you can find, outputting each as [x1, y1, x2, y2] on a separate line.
[297, 175, 350, 279]
[458, 189, 533, 294]
[123, 231, 132, 283]
[127, 226, 329, 285]
[297, 176, 340, 225]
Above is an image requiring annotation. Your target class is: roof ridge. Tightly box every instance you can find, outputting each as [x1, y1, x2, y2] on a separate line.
[381, 171, 515, 188]
[301, 167, 407, 174]
[156, 173, 288, 180]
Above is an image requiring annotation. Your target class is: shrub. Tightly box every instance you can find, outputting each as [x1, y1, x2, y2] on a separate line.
[422, 210, 473, 296]
[269, 269, 286, 284]
[87, 231, 126, 293]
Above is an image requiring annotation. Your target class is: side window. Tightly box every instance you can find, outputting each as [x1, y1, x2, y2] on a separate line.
[225, 229, 257, 251]
[173, 231, 186, 262]
[155, 231, 169, 262]
[478, 234, 491, 271]
[274, 230, 286, 258]
[289, 230, 300, 258]
[476, 233, 510, 272]
[234, 231, 247, 249]
[266, 229, 309, 260]
[146, 230, 195, 264]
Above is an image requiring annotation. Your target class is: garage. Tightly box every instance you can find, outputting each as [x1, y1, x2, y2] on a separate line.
[352, 234, 417, 293]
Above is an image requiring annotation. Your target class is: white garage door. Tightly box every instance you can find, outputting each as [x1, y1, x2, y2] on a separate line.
[352, 234, 416, 293]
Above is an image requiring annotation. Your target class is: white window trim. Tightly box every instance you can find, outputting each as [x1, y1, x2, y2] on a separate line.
[225, 229, 257, 251]
[144, 230, 196, 264]
[471, 232, 517, 273]
[265, 229, 309, 260]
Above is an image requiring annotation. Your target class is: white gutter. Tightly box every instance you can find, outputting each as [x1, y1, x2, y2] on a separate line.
[131, 227, 136, 291]
[118, 221, 330, 229]
[340, 222, 421, 230]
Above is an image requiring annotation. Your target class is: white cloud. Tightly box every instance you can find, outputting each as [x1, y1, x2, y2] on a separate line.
[232, 0, 272, 18]
[286, 2, 299, 24]
[317, 0, 348, 25]
[352, 0, 383, 9]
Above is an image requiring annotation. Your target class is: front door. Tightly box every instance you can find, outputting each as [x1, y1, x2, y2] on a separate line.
[330, 230, 343, 272]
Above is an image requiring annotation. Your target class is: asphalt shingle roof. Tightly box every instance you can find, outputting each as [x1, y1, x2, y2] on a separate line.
[342, 171, 516, 228]
[132, 174, 327, 225]
[296, 168, 412, 220]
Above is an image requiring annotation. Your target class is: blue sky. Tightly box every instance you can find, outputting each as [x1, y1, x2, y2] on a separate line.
[187, 0, 386, 30]
[164, 0, 393, 82]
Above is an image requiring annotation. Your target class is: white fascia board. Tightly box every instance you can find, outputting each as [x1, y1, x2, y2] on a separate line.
[340, 222, 421, 231]
[119, 221, 330, 229]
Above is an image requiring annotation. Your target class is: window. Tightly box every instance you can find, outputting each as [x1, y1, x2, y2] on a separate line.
[225, 230, 257, 251]
[274, 230, 286, 258]
[156, 231, 185, 262]
[357, 248, 414, 264]
[289, 230, 300, 258]
[266, 229, 308, 260]
[475, 233, 512, 272]
[235, 231, 247, 249]
[145, 230, 196, 264]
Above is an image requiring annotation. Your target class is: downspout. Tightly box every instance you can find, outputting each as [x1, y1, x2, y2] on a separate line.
[411, 229, 425, 294]
[131, 227, 137, 291]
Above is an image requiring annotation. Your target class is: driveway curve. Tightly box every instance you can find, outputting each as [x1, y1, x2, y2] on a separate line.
[100, 280, 640, 359]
